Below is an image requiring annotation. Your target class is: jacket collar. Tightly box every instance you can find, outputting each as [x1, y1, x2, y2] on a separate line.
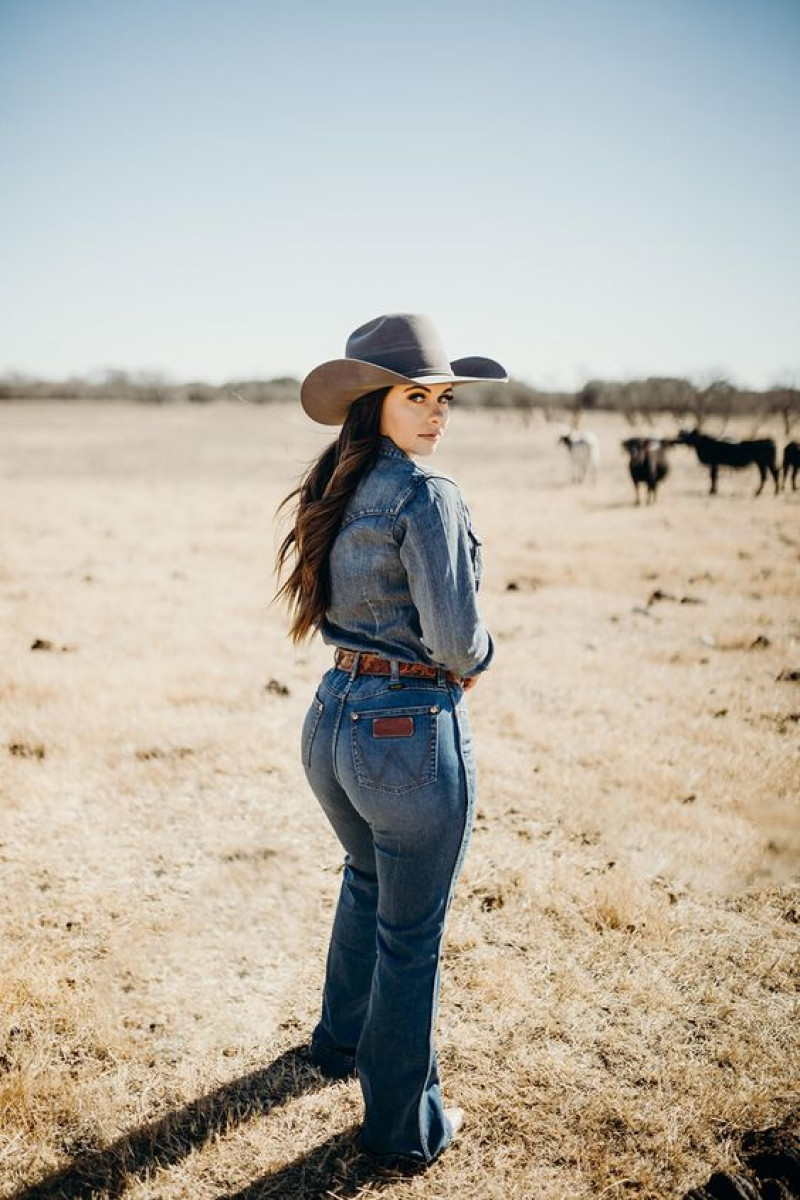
[377, 434, 410, 461]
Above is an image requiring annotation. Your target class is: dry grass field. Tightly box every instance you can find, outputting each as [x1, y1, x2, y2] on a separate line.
[1, 401, 798, 1200]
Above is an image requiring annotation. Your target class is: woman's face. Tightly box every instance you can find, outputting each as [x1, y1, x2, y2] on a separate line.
[379, 382, 453, 456]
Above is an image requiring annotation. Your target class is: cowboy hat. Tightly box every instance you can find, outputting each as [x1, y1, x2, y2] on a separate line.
[300, 313, 508, 425]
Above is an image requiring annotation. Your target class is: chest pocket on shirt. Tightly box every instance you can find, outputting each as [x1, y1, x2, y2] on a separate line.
[467, 523, 483, 591]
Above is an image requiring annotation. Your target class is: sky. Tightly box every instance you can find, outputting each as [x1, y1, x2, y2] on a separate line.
[1, 0, 799, 391]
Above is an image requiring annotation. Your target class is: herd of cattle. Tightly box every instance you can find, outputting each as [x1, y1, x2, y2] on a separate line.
[559, 429, 800, 503]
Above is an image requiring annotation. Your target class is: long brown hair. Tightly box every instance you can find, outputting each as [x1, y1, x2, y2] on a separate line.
[274, 387, 389, 643]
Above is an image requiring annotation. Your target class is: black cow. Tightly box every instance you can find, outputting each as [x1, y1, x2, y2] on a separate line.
[622, 437, 669, 504]
[782, 441, 800, 491]
[676, 429, 779, 496]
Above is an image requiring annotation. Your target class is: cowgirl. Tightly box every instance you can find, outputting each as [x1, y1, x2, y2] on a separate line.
[276, 313, 506, 1166]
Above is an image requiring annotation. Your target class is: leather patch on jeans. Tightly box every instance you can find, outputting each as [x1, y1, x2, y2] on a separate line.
[372, 716, 414, 738]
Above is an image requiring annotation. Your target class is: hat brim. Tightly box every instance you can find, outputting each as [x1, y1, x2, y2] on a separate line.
[301, 355, 508, 426]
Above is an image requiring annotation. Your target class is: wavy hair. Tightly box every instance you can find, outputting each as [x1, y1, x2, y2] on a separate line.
[274, 388, 389, 643]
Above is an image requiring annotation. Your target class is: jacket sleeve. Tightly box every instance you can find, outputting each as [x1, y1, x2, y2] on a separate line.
[394, 476, 494, 678]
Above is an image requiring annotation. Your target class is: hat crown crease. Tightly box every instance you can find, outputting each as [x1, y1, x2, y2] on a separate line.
[346, 313, 451, 378]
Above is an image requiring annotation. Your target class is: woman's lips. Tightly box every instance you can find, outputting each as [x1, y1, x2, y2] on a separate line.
[419, 432, 441, 439]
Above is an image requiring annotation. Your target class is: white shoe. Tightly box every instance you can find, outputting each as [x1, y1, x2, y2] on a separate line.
[445, 1106, 465, 1136]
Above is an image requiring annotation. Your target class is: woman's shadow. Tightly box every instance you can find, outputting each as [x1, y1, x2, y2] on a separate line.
[12, 1044, 401, 1200]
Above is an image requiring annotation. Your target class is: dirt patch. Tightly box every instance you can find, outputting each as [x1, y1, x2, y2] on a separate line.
[8, 741, 46, 759]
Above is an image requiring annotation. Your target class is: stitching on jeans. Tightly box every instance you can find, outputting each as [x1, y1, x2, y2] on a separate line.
[350, 706, 438, 794]
[330, 676, 357, 789]
[304, 697, 324, 768]
[362, 587, 381, 638]
[338, 478, 424, 530]
[324, 676, 437, 703]
[339, 509, 392, 529]
[414, 689, 470, 1161]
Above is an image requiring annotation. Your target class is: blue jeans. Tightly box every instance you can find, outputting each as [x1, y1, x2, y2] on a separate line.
[301, 658, 476, 1164]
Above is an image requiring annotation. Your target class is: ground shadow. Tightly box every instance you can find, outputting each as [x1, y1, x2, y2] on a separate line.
[581, 498, 650, 511]
[11, 1043, 331, 1200]
[681, 1119, 799, 1200]
[216, 1125, 418, 1200]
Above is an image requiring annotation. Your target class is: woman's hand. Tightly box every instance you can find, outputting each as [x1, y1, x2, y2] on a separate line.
[462, 676, 479, 692]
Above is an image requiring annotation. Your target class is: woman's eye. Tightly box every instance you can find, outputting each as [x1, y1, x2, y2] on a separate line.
[406, 391, 452, 405]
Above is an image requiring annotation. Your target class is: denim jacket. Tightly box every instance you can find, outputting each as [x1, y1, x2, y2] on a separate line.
[320, 435, 494, 679]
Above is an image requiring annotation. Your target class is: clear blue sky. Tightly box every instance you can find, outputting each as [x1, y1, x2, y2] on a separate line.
[1, 0, 798, 389]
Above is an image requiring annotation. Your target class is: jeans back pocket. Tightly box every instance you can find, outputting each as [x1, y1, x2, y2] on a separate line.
[350, 703, 440, 794]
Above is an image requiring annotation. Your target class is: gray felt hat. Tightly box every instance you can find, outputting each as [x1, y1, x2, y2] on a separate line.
[300, 313, 508, 426]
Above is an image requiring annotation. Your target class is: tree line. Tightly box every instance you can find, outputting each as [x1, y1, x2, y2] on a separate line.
[1, 369, 797, 430]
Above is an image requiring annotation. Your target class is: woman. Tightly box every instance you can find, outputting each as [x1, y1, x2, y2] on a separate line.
[275, 313, 506, 1167]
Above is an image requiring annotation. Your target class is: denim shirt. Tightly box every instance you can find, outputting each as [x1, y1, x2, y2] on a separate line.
[321, 435, 494, 679]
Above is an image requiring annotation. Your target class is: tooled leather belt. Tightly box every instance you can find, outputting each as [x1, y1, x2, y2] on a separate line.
[334, 648, 463, 685]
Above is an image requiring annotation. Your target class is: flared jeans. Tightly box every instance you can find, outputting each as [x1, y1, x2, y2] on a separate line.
[301, 658, 477, 1164]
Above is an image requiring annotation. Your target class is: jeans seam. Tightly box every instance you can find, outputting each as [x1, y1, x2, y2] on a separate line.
[416, 694, 470, 1162]
[446, 685, 473, 890]
[304, 698, 324, 769]
[330, 674, 357, 788]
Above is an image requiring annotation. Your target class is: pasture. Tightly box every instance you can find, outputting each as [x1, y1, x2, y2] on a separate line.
[1, 401, 798, 1199]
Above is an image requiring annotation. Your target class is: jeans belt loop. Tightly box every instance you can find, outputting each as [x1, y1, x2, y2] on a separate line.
[348, 652, 361, 681]
[436, 665, 446, 687]
[389, 658, 400, 684]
